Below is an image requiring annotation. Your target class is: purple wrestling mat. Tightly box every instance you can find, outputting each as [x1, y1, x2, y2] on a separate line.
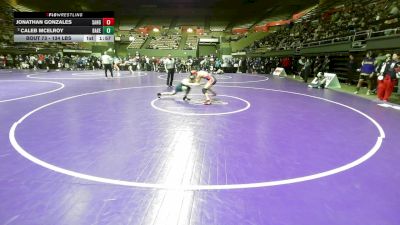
[0, 70, 399, 225]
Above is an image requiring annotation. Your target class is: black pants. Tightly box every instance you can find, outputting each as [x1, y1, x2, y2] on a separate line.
[301, 69, 311, 83]
[167, 68, 175, 86]
[104, 64, 113, 77]
[184, 86, 191, 96]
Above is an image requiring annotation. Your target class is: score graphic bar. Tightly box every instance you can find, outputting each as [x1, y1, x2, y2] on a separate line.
[14, 18, 112, 26]
[14, 12, 115, 42]
[13, 35, 114, 42]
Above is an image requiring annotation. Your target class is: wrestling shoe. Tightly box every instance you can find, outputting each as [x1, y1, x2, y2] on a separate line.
[204, 99, 212, 105]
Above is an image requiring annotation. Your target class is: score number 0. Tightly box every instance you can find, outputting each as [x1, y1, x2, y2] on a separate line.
[102, 18, 115, 35]
[102, 18, 115, 26]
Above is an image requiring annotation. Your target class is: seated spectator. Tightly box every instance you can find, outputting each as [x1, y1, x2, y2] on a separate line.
[308, 72, 327, 89]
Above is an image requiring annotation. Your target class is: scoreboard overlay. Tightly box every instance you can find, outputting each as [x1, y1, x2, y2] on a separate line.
[14, 12, 114, 42]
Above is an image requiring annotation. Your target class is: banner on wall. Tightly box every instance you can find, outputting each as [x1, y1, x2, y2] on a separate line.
[273, 67, 287, 76]
[322, 72, 341, 88]
[232, 52, 246, 56]
[232, 28, 248, 34]
[63, 49, 92, 53]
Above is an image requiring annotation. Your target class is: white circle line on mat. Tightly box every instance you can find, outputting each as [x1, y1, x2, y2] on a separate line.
[27, 71, 147, 80]
[151, 94, 250, 116]
[9, 85, 385, 190]
[157, 74, 269, 84]
[0, 79, 65, 103]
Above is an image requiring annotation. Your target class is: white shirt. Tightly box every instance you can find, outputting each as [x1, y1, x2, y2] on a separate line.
[101, 55, 112, 64]
[379, 62, 388, 73]
[164, 58, 175, 69]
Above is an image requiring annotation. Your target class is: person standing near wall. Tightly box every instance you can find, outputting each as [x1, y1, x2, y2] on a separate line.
[347, 54, 357, 84]
[284, 57, 292, 75]
[321, 55, 330, 73]
[377, 53, 400, 101]
[355, 52, 375, 95]
[296, 56, 306, 78]
[300, 58, 312, 83]
[164, 54, 175, 87]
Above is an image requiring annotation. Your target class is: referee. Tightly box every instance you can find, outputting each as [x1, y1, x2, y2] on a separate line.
[164, 54, 175, 87]
[101, 52, 113, 78]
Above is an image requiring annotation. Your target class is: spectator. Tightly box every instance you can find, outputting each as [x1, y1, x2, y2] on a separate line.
[321, 56, 330, 73]
[347, 54, 358, 84]
[355, 52, 375, 95]
[297, 56, 306, 77]
[300, 58, 312, 83]
[308, 72, 327, 89]
[376, 53, 400, 101]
